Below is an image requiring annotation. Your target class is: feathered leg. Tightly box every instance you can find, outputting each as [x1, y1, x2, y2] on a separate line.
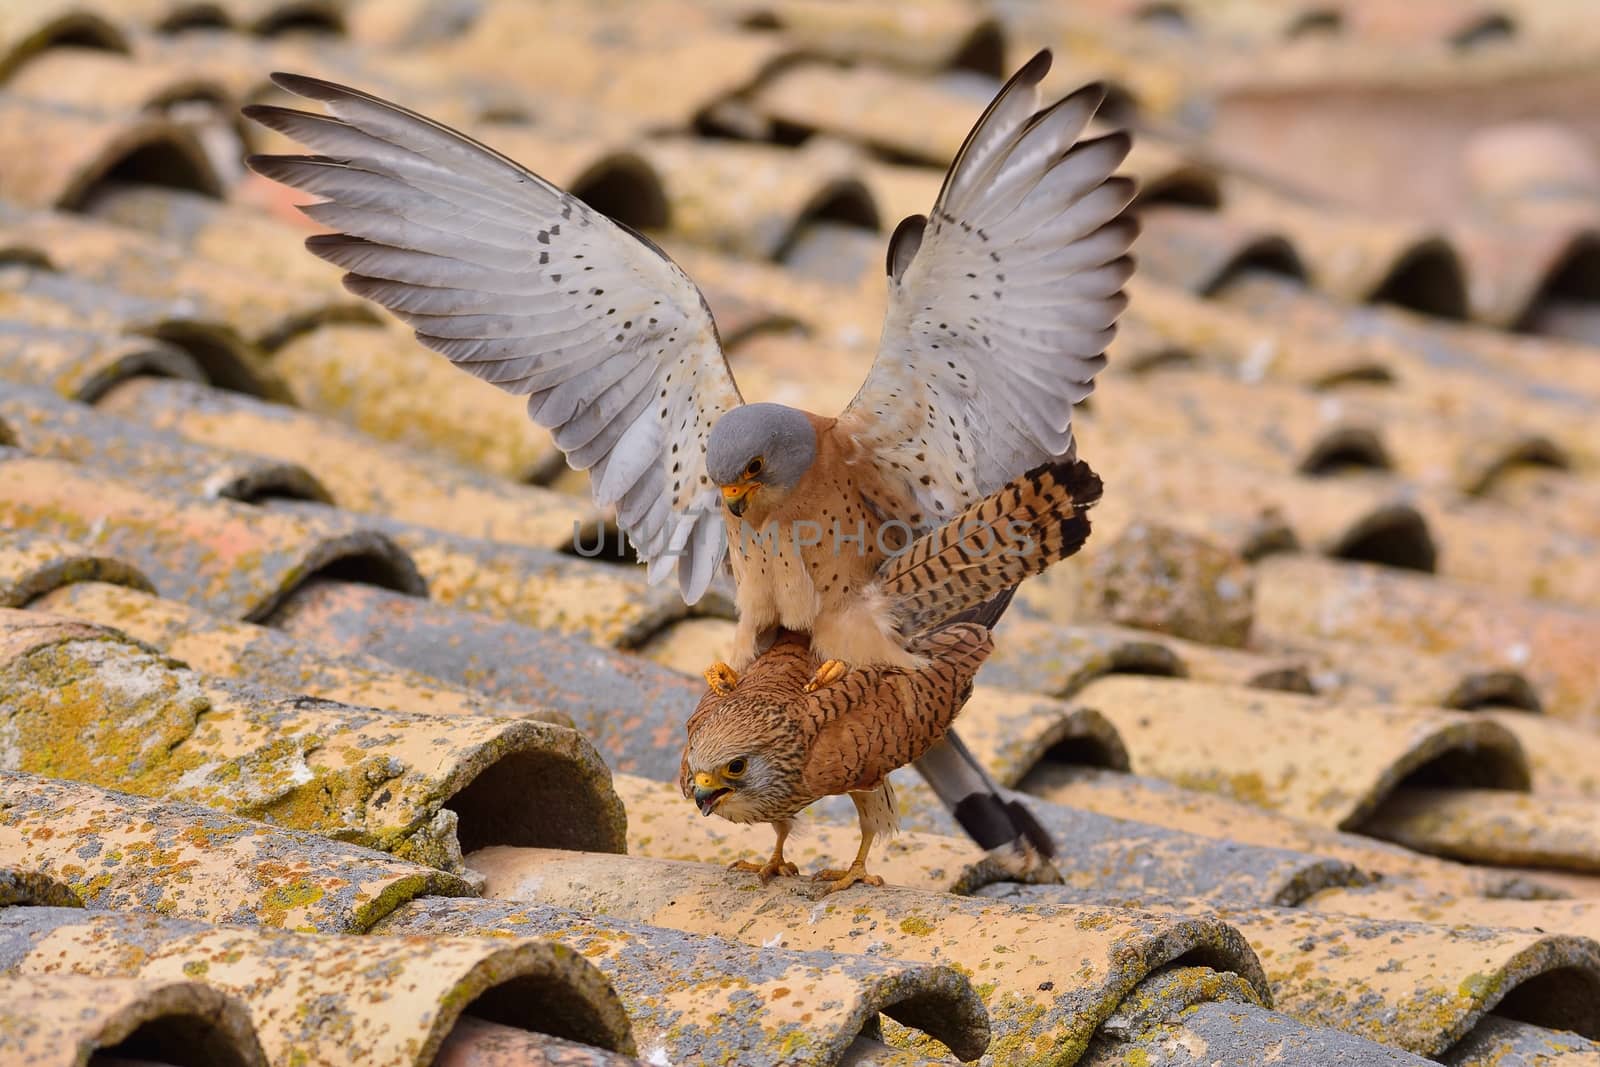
[730, 819, 798, 883]
[812, 783, 895, 894]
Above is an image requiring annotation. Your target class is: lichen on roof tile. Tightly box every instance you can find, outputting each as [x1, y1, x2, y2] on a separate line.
[0, 906, 636, 1066]
[0, 770, 476, 932]
[0, 608, 627, 868]
[471, 848, 1271, 1066]
[377, 893, 990, 1066]
[0, 973, 268, 1067]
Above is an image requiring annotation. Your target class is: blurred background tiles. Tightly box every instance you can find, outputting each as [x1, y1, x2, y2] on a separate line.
[1, 0, 1599, 1063]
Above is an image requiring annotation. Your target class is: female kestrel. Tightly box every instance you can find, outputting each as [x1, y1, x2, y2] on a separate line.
[245, 49, 1134, 694]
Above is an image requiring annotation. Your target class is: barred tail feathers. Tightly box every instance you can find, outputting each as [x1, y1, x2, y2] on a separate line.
[882, 458, 1102, 637]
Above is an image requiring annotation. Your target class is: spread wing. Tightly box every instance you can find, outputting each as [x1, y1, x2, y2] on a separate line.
[245, 74, 740, 603]
[840, 50, 1135, 527]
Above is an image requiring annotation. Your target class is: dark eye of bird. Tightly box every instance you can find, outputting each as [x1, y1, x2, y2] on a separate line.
[746, 457, 763, 477]
[726, 758, 747, 777]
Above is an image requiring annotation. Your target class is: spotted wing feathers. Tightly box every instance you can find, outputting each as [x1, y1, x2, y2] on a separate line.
[244, 74, 740, 603]
[843, 49, 1133, 527]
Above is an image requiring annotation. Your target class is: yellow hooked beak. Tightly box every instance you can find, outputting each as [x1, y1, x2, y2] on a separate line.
[692, 770, 731, 817]
[720, 479, 758, 517]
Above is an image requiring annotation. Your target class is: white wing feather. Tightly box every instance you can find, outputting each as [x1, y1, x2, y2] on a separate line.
[246, 74, 740, 603]
[842, 51, 1136, 525]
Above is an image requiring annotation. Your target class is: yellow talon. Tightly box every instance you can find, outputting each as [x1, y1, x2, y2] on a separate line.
[803, 659, 849, 693]
[730, 857, 798, 884]
[704, 662, 739, 695]
[809, 863, 884, 895]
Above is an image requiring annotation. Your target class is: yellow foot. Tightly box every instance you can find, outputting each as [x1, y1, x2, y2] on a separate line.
[810, 863, 884, 895]
[803, 659, 849, 693]
[730, 857, 798, 884]
[704, 662, 739, 695]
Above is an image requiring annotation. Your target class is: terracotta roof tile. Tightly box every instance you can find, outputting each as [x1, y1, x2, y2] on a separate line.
[1023, 675, 1532, 829]
[0, 866, 79, 909]
[272, 321, 563, 480]
[95, 377, 600, 546]
[1218, 906, 1600, 1057]
[729, 0, 1003, 73]
[0, 770, 475, 932]
[0, 607, 625, 868]
[1079, 983, 1436, 1066]
[0, 906, 635, 1066]
[1255, 555, 1600, 725]
[613, 772, 1036, 897]
[1363, 788, 1600, 871]
[266, 578, 706, 774]
[0, 528, 156, 606]
[0, 95, 220, 211]
[0, 205, 375, 348]
[1024, 766, 1527, 898]
[0, 451, 422, 618]
[0, 973, 267, 1067]
[0, 381, 328, 501]
[0, 262, 288, 397]
[0, 6, 129, 85]
[0, 324, 203, 402]
[471, 849, 1270, 1065]
[433, 0, 786, 131]
[377, 893, 990, 1066]
[1000, 885, 1600, 1058]
[1306, 881, 1600, 944]
[1443, 1014, 1600, 1067]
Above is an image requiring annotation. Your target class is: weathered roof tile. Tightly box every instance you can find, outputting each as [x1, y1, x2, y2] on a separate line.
[29, 570, 571, 725]
[1255, 555, 1600, 725]
[0, 94, 220, 211]
[1039, 675, 1531, 828]
[0, 771, 475, 932]
[0, 973, 267, 1067]
[1363, 787, 1600, 872]
[377, 894, 990, 1067]
[265, 579, 704, 775]
[0, 381, 328, 502]
[0, 906, 636, 1067]
[0, 451, 423, 620]
[471, 849, 1271, 1067]
[0, 607, 626, 868]
[97, 376, 600, 548]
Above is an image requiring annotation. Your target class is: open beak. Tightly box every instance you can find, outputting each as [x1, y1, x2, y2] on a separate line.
[692, 770, 731, 816]
[720, 480, 756, 517]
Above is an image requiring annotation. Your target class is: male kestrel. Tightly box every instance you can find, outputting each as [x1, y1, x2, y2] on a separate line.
[681, 458, 1102, 893]
[245, 49, 1133, 692]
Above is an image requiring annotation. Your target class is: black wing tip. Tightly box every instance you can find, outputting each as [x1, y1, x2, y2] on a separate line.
[244, 152, 332, 176]
[1017, 48, 1053, 85]
[304, 232, 368, 249]
[886, 213, 927, 279]
[268, 70, 349, 99]
[241, 102, 305, 135]
[1094, 129, 1136, 152]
